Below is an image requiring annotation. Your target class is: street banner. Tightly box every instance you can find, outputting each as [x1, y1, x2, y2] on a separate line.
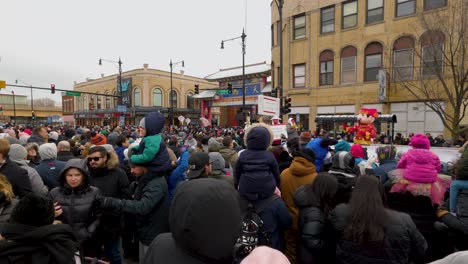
[258, 95, 280, 116]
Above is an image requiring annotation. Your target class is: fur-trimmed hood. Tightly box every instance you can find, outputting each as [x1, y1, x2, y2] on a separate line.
[244, 123, 274, 150]
[106, 151, 120, 170]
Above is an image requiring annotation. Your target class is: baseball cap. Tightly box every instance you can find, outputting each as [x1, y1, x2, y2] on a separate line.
[187, 152, 210, 179]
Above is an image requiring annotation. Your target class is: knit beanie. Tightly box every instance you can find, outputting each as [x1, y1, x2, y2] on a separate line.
[376, 145, 397, 162]
[10, 194, 55, 227]
[49, 131, 59, 141]
[90, 131, 107, 146]
[350, 144, 365, 159]
[39, 143, 57, 160]
[409, 134, 431, 149]
[8, 144, 28, 163]
[19, 135, 30, 146]
[334, 140, 351, 152]
[139, 117, 146, 129]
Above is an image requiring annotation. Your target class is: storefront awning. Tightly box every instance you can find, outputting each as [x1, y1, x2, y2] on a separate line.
[261, 83, 272, 93]
[193, 90, 217, 99]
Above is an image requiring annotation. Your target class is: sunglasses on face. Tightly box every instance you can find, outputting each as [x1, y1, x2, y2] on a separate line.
[87, 156, 103, 162]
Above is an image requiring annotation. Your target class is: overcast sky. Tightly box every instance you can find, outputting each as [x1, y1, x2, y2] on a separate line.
[0, 0, 272, 103]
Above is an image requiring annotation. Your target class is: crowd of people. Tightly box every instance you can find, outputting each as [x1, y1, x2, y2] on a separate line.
[0, 115, 467, 264]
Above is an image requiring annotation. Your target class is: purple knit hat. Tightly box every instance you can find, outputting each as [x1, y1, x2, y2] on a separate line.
[409, 134, 431, 149]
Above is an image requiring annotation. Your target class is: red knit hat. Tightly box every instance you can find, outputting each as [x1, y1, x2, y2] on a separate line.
[90, 132, 107, 145]
[350, 144, 365, 158]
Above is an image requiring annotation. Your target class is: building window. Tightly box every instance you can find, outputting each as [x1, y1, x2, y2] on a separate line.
[321, 6, 335, 34]
[393, 36, 415, 80]
[319, 50, 334, 85]
[187, 92, 195, 109]
[170, 90, 178, 108]
[97, 96, 102, 109]
[342, 1, 358, 29]
[271, 24, 274, 47]
[341, 46, 357, 83]
[420, 31, 445, 78]
[83, 96, 87, 110]
[424, 0, 447, 11]
[367, 0, 384, 24]
[293, 64, 306, 88]
[89, 96, 95, 110]
[422, 44, 444, 77]
[277, 21, 281, 45]
[364, 42, 383, 81]
[396, 0, 416, 17]
[133, 87, 141, 106]
[293, 14, 306, 40]
[113, 91, 118, 107]
[76, 97, 80, 111]
[152, 88, 162, 106]
[105, 94, 110, 109]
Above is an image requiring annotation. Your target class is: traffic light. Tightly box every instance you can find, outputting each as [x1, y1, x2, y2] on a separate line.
[284, 97, 292, 114]
[51, 84, 56, 94]
[227, 83, 233, 94]
[194, 84, 199, 94]
[32, 111, 36, 120]
[271, 87, 277, 97]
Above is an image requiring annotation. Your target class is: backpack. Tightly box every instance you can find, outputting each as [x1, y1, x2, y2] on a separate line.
[233, 195, 280, 262]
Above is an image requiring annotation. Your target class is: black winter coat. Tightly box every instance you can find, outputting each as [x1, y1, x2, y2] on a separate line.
[385, 184, 452, 263]
[0, 199, 18, 224]
[120, 174, 170, 245]
[89, 166, 130, 239]
[294, 187, 335, 264]
[331, 204, 427, 264]
[49, 185, 101, 242]
[57, 151, 75, 162]
[0, 223, 80, 264]
[0, 160, 32, 198]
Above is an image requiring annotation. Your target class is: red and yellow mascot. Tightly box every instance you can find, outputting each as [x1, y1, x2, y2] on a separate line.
[343, 108, 379, 145]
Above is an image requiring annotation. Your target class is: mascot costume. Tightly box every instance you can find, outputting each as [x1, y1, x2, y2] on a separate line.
[343, 108, 379, 145]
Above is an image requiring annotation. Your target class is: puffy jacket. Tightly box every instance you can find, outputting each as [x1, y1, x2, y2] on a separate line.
[235, 123, 280, 201]
[48, 159, 101, 242]
[328, 151, 359, 205]
[280, 156, 318, 230]
[397, 149, 441, 183]
[294, 186, 335, 264]
[130, 112, 171, 173]
[306, 138, 328, 173]
[331, 204, 427, 264]
[374, 159, 397, 184]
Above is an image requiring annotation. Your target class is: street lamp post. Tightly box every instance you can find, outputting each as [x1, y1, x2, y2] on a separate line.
[15, 79, 34, 125]
[169, 59, 184, 126]
[273, 0, 284, 110]
[11, 91, 16, 124]
[221, 29, 247, 111]
[99, 57, 123, 126]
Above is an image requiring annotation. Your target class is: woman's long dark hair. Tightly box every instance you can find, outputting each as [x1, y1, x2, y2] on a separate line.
[303, 172, 338, 215]
[344, 175, 388, 245]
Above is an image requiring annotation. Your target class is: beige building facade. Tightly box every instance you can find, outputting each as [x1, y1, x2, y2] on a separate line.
[73, 64, 213, 126]
[271, 0, 457, 137]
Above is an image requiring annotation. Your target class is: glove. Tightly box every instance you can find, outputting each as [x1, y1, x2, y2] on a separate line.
[436, 209, 449, 218]
[97, 197, 123, 211]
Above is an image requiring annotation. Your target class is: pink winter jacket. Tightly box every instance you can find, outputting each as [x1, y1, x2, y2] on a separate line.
[397, 149, 441, 183]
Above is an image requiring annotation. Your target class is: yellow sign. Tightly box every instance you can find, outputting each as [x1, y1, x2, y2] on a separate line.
[0, 80, 5, 89]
